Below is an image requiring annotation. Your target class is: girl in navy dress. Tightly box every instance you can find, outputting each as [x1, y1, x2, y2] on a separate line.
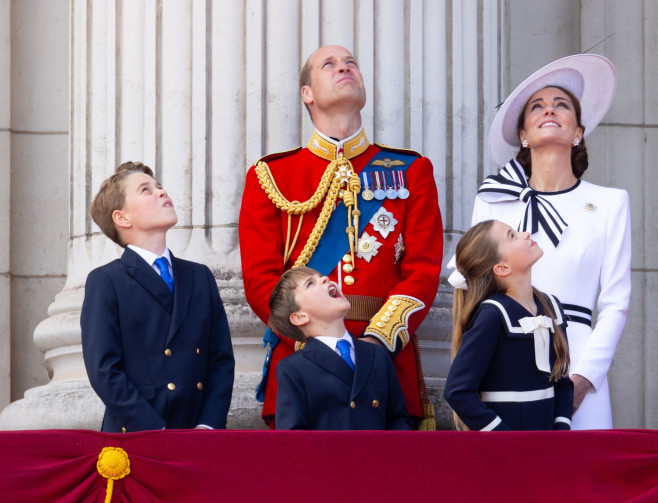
[444, 220, 573, 431]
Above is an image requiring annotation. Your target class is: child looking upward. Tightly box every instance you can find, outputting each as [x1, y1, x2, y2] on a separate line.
[81, 161, 234, 432]
[269, 267, 412, 430]
[444, 220, 573, 431]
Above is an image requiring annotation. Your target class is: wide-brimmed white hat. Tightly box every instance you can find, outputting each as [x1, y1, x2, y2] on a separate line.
[489, 54, 617, 167]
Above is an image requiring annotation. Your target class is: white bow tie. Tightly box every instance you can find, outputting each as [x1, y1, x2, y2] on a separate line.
[519, 315, 553, 373]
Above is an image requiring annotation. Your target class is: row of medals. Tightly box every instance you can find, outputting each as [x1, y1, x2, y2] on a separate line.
[360, 170, 409, 201]
[339, 170, 408, 286]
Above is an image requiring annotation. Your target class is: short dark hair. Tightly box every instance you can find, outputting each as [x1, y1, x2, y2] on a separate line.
[516, 86, 588, 179]
[268, 267, 320, 342]
[90, 161, 154, 246]
[299, 50, 316, 119]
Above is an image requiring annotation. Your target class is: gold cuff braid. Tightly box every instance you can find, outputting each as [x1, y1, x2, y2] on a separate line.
[364, 295, 425, 352]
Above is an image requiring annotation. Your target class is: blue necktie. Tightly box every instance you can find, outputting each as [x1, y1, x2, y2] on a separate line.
[154, 257, 174, 292]
[336, 339, 355, 371]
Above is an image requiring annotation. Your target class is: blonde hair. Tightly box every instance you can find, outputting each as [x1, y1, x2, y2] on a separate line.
[268, 267, 320, 342]
[90, 161, 154, 246]
[451, 220, 570, 427]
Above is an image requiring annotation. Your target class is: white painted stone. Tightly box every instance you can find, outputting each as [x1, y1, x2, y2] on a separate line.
[9, 134, 69, 276]
[609, 270, 643, 428]
[10, 0, 69, 132]
[644, 272, 658, 429]
[10, 277, 62, 397]
[0, 0, 9, 129]
[0, 276, 9, 409]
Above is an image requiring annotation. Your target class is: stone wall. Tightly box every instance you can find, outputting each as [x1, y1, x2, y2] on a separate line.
[0, 0, 655, 430]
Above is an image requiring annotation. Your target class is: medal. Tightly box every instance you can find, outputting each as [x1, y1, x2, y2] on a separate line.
[396, 171, 409, 199]
[373, 171, 386, 200]
[356, 231, 382, 263]
[361, 172, 374, 201]
[385, 171, 398, 199]
[370, 206, 398, 239]
[394, 234, 405, 263]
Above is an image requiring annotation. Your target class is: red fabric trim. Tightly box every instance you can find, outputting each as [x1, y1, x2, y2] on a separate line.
[1, 429, 657, 502]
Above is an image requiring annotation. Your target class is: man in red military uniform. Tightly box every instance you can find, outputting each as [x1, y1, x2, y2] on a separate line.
[239, 45, 443, 429]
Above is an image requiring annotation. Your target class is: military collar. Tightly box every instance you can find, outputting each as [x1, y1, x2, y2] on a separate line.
[307, 128, 370, 161]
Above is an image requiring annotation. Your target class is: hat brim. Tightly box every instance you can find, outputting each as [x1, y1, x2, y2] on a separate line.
[488, 54, 617, 167]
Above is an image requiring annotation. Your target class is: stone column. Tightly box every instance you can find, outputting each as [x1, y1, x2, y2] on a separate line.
[1, 0, 504, 430]
[581, 0, 658, 429]
[0, 0, 10, 411]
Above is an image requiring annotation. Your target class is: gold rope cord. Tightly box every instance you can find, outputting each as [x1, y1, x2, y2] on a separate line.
[255, 155, 361, 268]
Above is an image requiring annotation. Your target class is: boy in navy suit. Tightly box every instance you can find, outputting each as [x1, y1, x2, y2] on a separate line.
[81, 162, 234, 432]
[269, 267, 412, 430]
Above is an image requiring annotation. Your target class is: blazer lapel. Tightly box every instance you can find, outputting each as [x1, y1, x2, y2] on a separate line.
[303, 338, 354, 386]
[166, 253, 194, 344]
[350, 335, 374, 401]
[122, 247, 174, 313]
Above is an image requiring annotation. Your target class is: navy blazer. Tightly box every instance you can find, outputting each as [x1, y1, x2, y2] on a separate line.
[80, 247, 234, 432]
[275, 335, 413, 430]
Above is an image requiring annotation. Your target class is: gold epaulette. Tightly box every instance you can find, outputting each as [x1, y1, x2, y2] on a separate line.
[374, 143, 423, 158]
[252, 146, 302, 166]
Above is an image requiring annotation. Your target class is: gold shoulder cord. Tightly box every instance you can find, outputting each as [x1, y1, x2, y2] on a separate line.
[255, 154, 361, 268]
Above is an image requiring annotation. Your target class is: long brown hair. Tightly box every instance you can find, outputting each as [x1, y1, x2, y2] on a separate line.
[515, 85, 589, 179]
[451, 221, 570, 380]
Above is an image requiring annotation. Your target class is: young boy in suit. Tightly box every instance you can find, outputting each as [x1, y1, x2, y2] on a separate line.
[269, 267, 413, 430]
[80, 161, 234, 432]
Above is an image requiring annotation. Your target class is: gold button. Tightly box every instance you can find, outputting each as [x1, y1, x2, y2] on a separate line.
[196, 348, 200, 355]
[344, 275, 355, 286]
[586, 203, 594, 211]
[376, 322, 385, 328]
[381, 316, 390, 322]
[385, 311, 393, 317]
[392, 300, 401, 306]
[197, 382, 203, 390]
[350, 401, 356, 409]
[167, 383, 176, 391]
[372, 400, 379, 408]
[342, 263, 354, 273]
[388, 305, 397, 311]
[121, 427, 127, 433]
[343, 254, 352, 263]
[164, 348, 172, 357]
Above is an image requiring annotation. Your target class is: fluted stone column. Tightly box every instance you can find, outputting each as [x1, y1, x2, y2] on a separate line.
[0, 0, 503, 430]
[0, 0, 10, 411]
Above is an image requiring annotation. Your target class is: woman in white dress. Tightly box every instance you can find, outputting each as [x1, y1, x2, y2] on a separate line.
[471, 54, 631, 429]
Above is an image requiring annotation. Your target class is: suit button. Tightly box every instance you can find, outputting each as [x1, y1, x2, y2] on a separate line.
[197, 382, 203, 390]
[167, 383, 176, 391]
[164, 349, 172, 357]
[392, 299, 401, 306]
[372, 400, 379, 408]
[343, 254, 352, 263]
[350, 401, 356, 409]
[121, 427, 127, 433]
[196, 348, 200, 355]
[344, 275, 354, 286]
[342, 263, 354, 273]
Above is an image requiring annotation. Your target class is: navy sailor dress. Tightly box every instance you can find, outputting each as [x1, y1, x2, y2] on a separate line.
[444, 293, 574, 431]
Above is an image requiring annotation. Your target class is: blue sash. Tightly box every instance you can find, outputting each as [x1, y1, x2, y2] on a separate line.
[255, 149, 417, 402]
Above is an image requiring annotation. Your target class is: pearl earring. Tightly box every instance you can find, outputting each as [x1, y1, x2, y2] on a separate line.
[573, 138, 580, 147]
[522, 139, 528, 148]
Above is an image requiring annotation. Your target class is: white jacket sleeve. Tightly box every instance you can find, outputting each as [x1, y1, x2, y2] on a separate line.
[572, 189, 631, 390]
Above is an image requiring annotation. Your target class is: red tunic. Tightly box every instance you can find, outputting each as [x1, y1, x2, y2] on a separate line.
[239, 130, 443, 424]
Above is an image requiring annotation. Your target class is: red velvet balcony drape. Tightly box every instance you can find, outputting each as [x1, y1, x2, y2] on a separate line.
[1, 429, 657, 502]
